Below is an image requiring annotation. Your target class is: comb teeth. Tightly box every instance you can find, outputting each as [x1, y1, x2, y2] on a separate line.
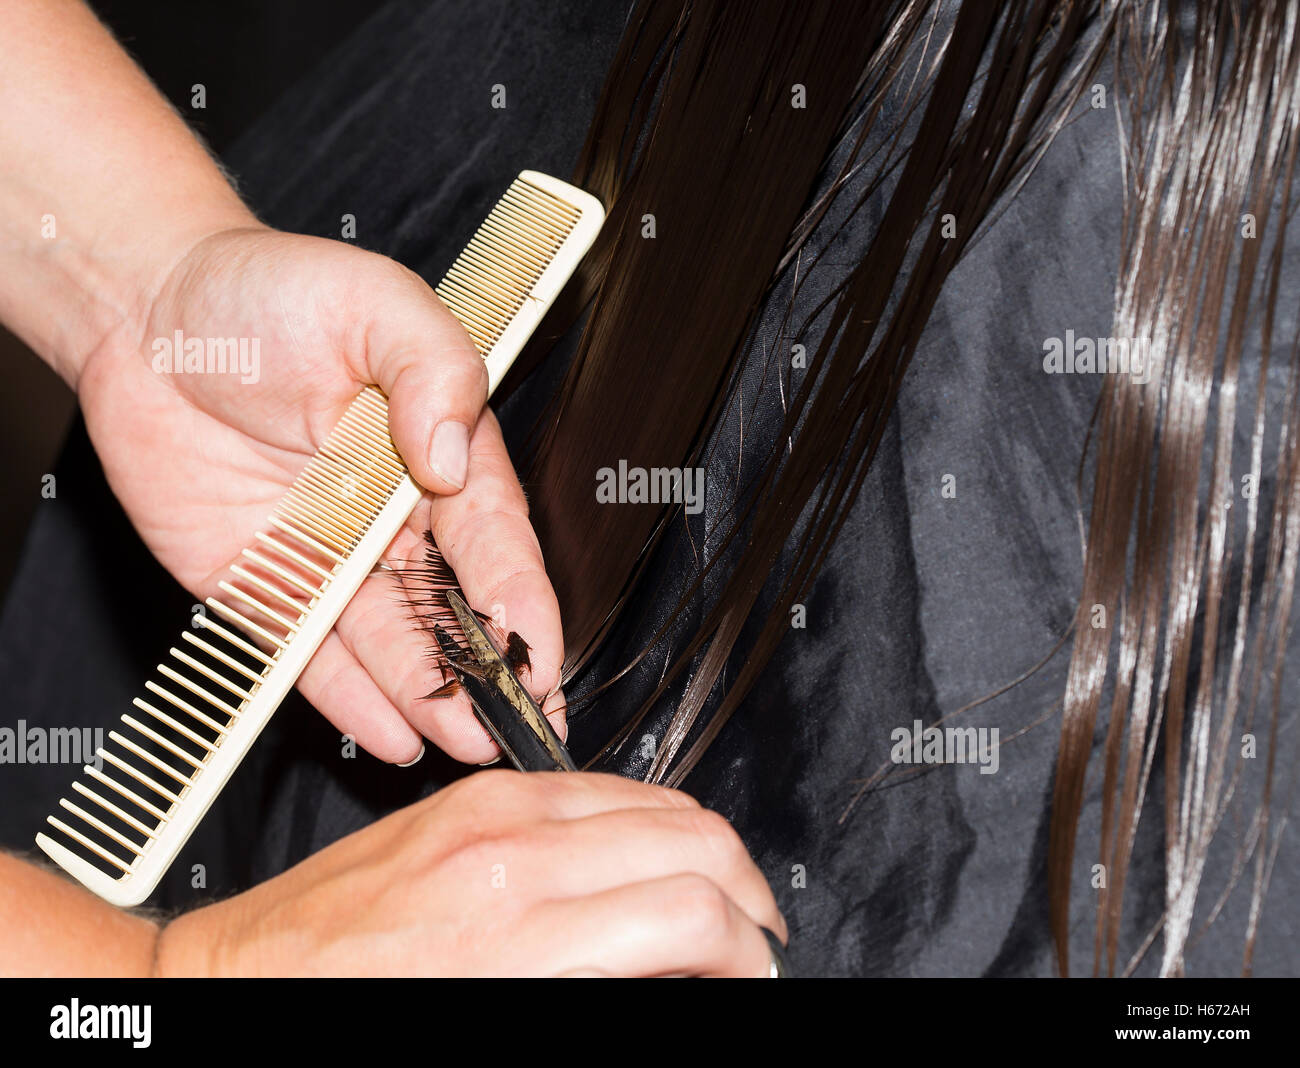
[36, 171, 604, 906]
[34, 386, 414, 900]
[274, 389, 409, 557]
[436, 177, 583, 356]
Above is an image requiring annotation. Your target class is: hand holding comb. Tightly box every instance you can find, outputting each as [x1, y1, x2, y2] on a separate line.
[36, 172, 603, 907]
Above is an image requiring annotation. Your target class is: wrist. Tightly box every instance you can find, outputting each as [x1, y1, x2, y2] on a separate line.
[154, 887, 269, 977]
[44, 203, 263, 393]
[153, 905, 223, 978]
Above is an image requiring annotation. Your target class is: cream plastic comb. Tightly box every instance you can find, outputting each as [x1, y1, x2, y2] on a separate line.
[36, 171, 603, 906]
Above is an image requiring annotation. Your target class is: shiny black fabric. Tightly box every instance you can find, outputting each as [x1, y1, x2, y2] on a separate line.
[2, 0, 1297, 976]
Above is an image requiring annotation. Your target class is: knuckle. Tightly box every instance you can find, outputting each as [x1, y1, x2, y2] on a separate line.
[671, 874, 735, 943]
[436, 770, 524, 831]
[655, 785, 701, 810]
[368, 251, 423, 293]
[476, 769, 550, 812]
[452, 349, 490, 392]
[456, 767, 515, 801]
[458, 493, 531, 533]
[444, 828, 519, 876]
[392, 261, 428, 294]
[514, 773, 566, 817]
[429, 322, 488, 377]
[533, 771, 606, 815]
[684, 806, 741, 854]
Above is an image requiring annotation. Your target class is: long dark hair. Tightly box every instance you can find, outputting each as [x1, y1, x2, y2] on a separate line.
[477, 0, 1298, 976]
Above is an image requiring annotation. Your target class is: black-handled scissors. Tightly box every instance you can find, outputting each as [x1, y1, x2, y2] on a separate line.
[435, 589, 791, 976]
[433, 590, 575, 772]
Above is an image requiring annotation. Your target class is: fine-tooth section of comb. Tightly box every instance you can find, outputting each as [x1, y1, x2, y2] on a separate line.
[36, 171, 604, 906]
[435, 172, 597, 390]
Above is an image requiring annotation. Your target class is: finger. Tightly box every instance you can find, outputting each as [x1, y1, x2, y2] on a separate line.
[508, 806, 786, 941]
[296, 630, 426, 765]
[428, 410, 564, 722]
[524, 874, 777, 977]
[351, 257, 489, 495]
[444, 769, 699, 823]
[539, 689, 568, 747]
[329, 536, 508, 764]
[319, 475, 558, 765]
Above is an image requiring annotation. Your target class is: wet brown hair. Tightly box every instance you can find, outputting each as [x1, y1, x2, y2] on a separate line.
[527, 0, 1108, 769]
[1050, 0, 1300, 977]
[474, 0, 1298, 975]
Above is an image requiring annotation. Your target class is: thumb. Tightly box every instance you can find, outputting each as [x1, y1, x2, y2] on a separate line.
[354, 258, 489, 495]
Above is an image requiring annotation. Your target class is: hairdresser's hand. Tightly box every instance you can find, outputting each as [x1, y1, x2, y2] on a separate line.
[156, 771, 787, 977]
[77, 223, 565, 765]
[0, 2, 560, 764]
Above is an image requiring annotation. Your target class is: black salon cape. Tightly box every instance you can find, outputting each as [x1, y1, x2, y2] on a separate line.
[2, 0, 1296, 976]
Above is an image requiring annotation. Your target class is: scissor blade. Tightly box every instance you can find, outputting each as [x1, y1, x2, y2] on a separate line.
[442, 592, 575, 771]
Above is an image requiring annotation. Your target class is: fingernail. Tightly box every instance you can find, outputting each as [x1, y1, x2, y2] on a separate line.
[477, 755, 502, 767]
[428, 421, 470, 489]
[397, 742, 426, 767]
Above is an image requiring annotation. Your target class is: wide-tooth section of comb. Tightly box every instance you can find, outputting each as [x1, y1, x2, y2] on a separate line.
[36, 171, 603, 906]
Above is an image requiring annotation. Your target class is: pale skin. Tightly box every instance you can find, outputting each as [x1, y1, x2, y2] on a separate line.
[0, 0, 786, 976]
